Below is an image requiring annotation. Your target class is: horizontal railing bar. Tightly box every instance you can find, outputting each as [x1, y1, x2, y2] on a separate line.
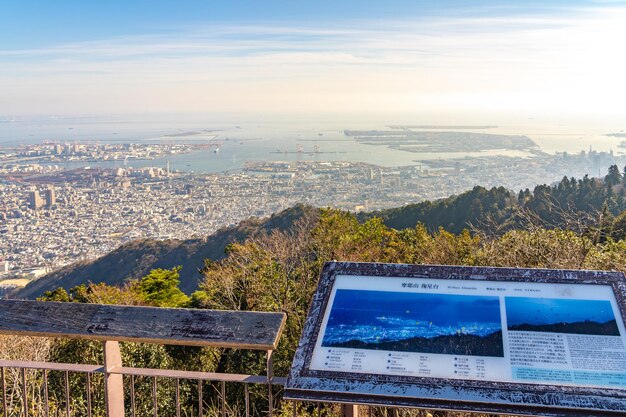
[0, 360, 286, 385]
[111, 366, 286, 385]
[0, 360, 103, 373]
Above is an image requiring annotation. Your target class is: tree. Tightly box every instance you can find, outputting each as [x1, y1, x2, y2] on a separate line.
[605, 164, 622, 187]
[137, 266, 190, 307]
[40, 287, 71, 302]
[611, 210, 626, 241]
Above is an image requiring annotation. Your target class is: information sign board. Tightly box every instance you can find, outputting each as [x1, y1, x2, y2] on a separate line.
[285, 262, 626, 416]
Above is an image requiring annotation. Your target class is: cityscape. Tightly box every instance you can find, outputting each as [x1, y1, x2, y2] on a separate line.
[1, 137, 624, 294]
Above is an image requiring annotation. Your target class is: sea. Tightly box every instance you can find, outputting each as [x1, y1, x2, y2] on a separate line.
[0, 114, 624, 174]
[322, 289, 502, 345]
[321, 317, 502, 346]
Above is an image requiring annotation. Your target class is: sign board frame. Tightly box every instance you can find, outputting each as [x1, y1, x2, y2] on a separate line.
[284, 262, 626, 416]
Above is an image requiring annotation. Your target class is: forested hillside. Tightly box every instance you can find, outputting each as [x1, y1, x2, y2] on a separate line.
[363, 164, 626, 235]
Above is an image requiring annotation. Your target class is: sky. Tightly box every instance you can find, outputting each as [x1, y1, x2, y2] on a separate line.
[328, 290, 501, 326]
[1, 1, 626, 123]
[506, 297, 616, 326]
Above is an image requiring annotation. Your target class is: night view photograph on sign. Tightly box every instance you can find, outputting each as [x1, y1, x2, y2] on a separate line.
[321, 290, 504, 357]
[309, 275, 626, 389]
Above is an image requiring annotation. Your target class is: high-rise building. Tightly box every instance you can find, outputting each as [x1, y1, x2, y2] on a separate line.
[45, 188, 56, 208]
[28, 190, 44, 210]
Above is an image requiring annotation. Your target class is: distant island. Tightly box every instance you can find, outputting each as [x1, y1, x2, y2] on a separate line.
[328, 330, 504, 357]
[162, 130, 220, 138]
[508, 319, 620, 336]
[343, 130, 536, 153]
[387, 125, 498, 130]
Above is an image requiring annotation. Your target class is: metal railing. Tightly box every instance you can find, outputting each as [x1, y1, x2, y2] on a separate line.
[1, 355, 287, 417]
[0, 357, 505, 417]
[0, 301, 291, 417]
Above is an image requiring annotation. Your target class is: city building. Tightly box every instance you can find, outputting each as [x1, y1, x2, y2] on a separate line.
[28, 190, 44, 210]
[45, 188, 56, 208]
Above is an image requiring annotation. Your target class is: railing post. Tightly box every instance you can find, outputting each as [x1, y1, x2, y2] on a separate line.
[341, 404, 359, 417]
[267, 350, 274, 417]
[1, 367, 7, 417]
[103, 341, 125, 417]
[198, 380, 203, 417]
[21, 368, 28, 417]
[220, 381, 226, 417]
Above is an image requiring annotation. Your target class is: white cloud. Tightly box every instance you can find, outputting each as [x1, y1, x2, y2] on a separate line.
[1, 6, 625, 123]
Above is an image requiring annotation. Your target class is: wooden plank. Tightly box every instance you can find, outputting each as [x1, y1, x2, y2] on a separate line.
[0, 300, 286, 350]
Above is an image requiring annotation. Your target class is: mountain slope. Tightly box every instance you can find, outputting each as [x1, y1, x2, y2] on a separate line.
[16, 205, 316, 299]
[361, 169, 626, 234]
[359, 186, 516, 233]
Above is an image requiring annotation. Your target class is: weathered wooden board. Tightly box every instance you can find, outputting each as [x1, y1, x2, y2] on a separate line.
[0, 300, 286, 350]
[285, 262, 626, 417]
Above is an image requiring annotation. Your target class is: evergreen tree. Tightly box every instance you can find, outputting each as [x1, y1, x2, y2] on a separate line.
[605, 164, 622, 187]
[137, 266, 190, 307]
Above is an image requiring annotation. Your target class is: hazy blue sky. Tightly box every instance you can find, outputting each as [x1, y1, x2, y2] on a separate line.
[1, 1, 625, 122]
[328, 289, 501, 326]
[506, 297, 616, 326]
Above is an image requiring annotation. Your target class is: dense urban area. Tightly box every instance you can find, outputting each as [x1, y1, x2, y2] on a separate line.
[1, 140, 625, 293]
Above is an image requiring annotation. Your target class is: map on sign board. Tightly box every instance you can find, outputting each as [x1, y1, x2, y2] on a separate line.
[285, 262, 626, 417]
